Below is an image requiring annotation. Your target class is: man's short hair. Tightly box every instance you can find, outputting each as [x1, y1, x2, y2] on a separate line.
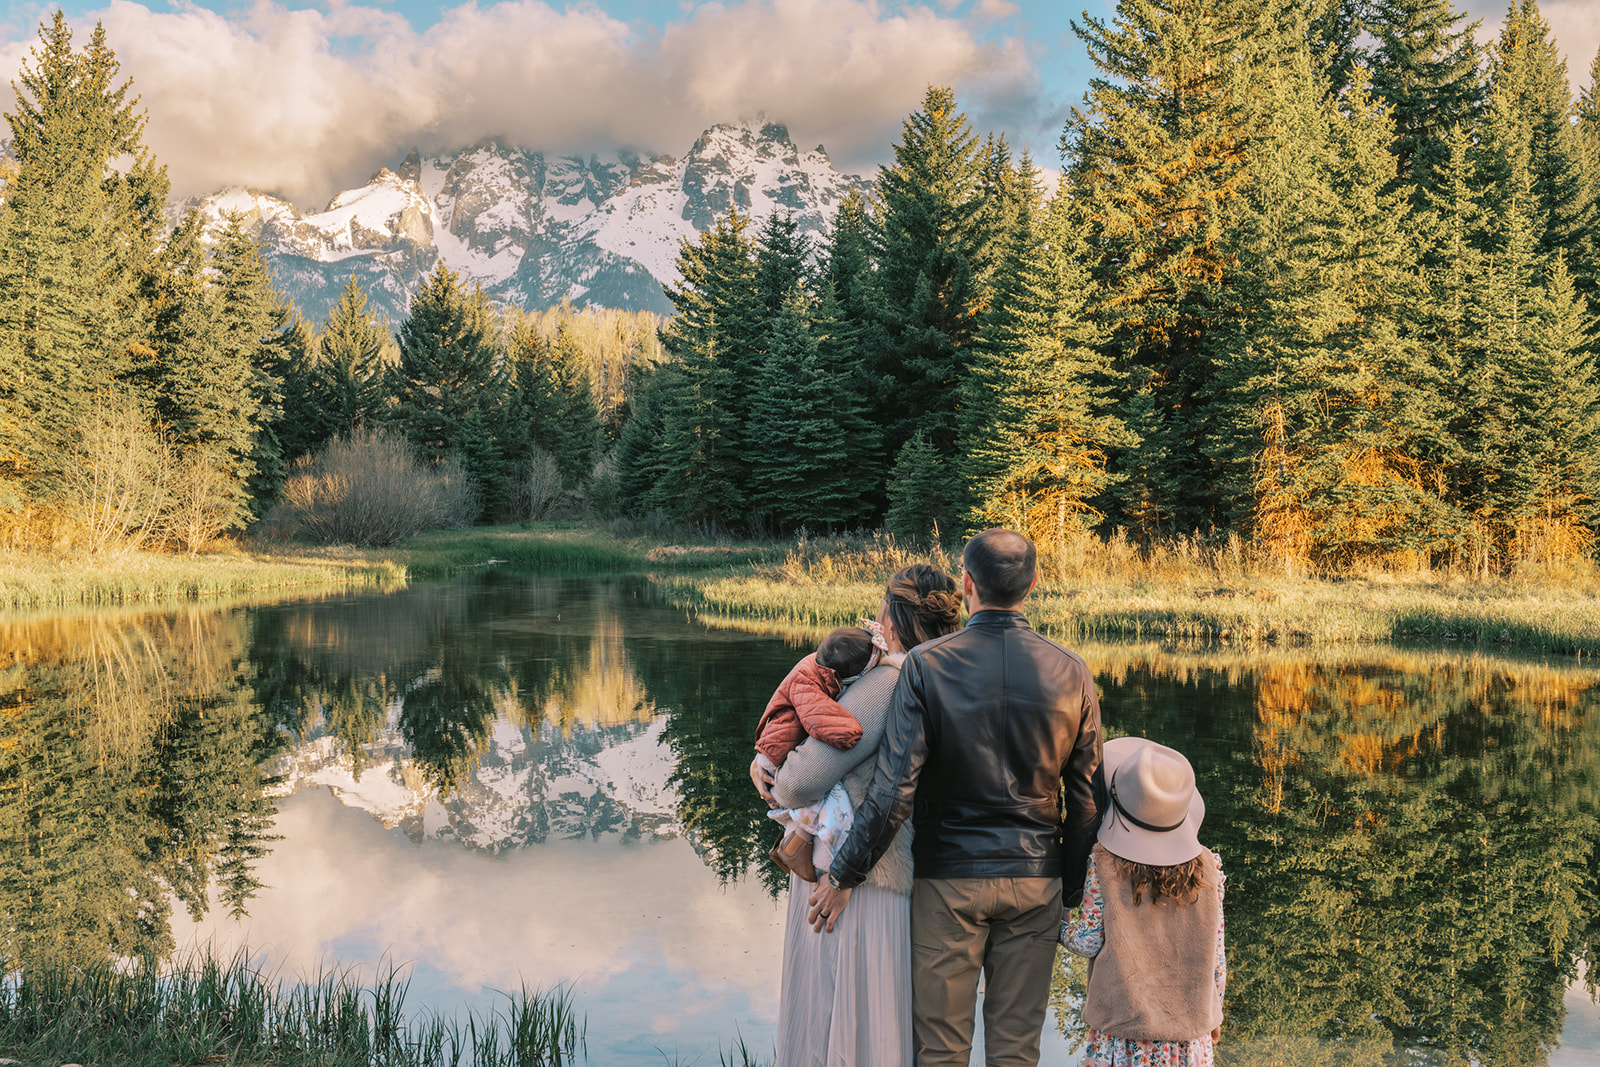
[963, 529, 1036, 606]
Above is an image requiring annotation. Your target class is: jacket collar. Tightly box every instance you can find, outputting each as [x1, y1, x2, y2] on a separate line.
[964, 609, 1031, 629]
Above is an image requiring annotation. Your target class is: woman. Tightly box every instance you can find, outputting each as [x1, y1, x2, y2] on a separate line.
[750, 563, 962, 1067]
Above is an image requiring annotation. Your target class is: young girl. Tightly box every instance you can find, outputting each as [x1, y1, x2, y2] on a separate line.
[1061, 737, 1226, 1067]
[754, 621, 884, 881]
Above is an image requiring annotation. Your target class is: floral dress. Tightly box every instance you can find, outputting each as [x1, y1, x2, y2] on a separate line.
[1060, 850, 1226, 1067]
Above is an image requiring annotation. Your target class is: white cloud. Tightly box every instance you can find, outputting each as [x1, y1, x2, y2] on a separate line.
[0, 0, 1039, 206]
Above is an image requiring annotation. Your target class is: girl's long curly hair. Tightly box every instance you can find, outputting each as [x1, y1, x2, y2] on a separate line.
[1114, 853, 1207, 906]
[884, 564, 961, 647]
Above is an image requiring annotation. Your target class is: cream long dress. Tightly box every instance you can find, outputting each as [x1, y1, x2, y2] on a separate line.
[769, 653, 915, 1067]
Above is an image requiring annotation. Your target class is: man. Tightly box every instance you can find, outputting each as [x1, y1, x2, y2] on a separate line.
[808, 528, 1103, 1067]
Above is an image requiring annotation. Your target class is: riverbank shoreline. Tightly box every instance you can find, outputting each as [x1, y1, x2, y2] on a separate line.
[9, 523, 1600, 656]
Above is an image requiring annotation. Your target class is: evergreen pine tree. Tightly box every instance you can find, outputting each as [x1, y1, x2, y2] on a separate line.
[753, 211, 812, 316]
[745, 287, 875, 532]
[959, 158, 1130, 548]
[1366, 0, 1484, 200]
[614, 361, 678, 513]
[1478, 0, 1588, 263]
[507, 321, 601, 489]
[395, 262, 503, 476]
[1067, 0, 1287, 530]
[305, 275, 390, 451]
[1500, 255, 1600, 563]
[210, 213, 291, 515]
[0, 14, 152, 509]
[884, 431, 947, 541]
[869, 87, 993, 463]
[1211, 61, 1454, 567]
[652, 211, 760, 527]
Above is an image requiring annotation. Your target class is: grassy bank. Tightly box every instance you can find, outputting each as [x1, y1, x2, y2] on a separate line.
[0, 949, 584, 1067]
[0, 546, 404, 612]
[661, 532, 1600, 656]
[0, 524, 771, 612]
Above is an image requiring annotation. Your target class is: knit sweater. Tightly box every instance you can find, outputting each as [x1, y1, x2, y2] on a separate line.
[769, 653, 913, 895]
[1083, 844, 1223, 1042]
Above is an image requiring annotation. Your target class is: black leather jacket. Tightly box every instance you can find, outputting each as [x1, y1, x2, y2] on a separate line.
[827, 610, 1104, 904]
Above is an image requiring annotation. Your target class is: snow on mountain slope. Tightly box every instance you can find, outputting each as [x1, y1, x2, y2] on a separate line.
[183, 119, 872, 324]
[267, 712, 681, 852]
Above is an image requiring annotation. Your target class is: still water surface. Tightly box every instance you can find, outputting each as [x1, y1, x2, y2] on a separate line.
[3, 572, 1597, 1065]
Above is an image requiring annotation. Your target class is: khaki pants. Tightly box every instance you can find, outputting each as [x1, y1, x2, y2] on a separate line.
[910, 876, 1062, 1067]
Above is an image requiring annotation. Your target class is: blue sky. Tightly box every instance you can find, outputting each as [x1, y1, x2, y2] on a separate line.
[0, 1, 1591, 204]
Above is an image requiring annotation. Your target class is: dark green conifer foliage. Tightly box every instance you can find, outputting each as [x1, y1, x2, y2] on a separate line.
[210, 214, 292, 514]
[884, 430, 948, 540]
[508, 322, 601, 489]
[1306, 0, 1365, 95]
[296, 275, 391, 457]
[753, 211, 812, 316]
[870, 86, 992, 459]
[1574, 48, 1600, 303]
[745, 287, 874, 532]
[1212, 62, 1452, 566]
[1067, 0, 1284, 530]
[395, 262, 503, 480]
[959, 161, 1130, 545]
[614, 362, 678, 513]
[1115, 377, 1184, 550]
[0, 14, 150, 507]
[1499, 256, 1600, 560]
[1366, 0, 1484, 200]
[652, 211, 760, 527]
[1479, 0, 1588, 263]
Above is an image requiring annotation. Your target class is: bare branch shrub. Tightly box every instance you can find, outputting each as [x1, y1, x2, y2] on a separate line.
[164, 447, 237, 554]
[515, 445, 566, 520]
[271, 430, 478, 545]
[65, 401, 172, 555]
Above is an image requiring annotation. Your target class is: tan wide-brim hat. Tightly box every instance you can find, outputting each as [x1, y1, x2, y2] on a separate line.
[1097, 736, 1206, 867]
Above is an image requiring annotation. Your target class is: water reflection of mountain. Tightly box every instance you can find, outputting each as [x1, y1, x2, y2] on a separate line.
[257, 575, 688, 850]
[5, 582, 1597, 1067]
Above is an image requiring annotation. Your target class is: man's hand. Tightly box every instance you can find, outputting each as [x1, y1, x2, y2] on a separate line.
[749, 757, 776, 806]
[807, 879, 852, 933]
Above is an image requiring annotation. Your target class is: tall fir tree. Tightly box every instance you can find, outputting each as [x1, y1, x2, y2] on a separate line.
[297, 275, 391, 456]
[507, 321, 601, 489]
[395, 263, 503, 461]
[1478, 0, 1588, 264]
[651, 211, 760, 527]
[1067, 0, 1287, 530]
[0, 14, 154, 510]
[869, 87, 994, 465]
[958, 160, 1131, 548]
[1366, 0, 1484, 201]
[1499, 255, 1600, 563]
[1211, 60, 1453, 567]
[745, 287, 875, 532]
[209, 214, 292, 515]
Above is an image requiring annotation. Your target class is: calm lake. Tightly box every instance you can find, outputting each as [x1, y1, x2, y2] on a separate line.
[3, 571, 1597, 1065]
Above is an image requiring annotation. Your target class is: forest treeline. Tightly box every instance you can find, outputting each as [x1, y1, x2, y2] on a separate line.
[629, 0, 1600, 576]
[3, 2, 1600, 574]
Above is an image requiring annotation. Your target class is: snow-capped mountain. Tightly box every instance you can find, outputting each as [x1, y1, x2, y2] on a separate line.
[185, 120, 873, 324]
[267, 712, 681, 852]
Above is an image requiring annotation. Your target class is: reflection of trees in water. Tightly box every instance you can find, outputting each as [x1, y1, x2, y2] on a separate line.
[629, 623, 803, 896]
[0, 610, 279, 966]
[1047, 645, 1600, 1067]
[253, 574, 661, 797]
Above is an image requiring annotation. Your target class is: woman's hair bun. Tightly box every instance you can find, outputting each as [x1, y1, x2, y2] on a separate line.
[916, 589, 961, 626]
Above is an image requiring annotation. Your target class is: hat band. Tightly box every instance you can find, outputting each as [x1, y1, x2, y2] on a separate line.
[1109, 785, 1187, 834]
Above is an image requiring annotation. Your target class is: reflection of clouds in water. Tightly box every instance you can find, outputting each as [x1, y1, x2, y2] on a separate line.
[172, 787, 783, 1053]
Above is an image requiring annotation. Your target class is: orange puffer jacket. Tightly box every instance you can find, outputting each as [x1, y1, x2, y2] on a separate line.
[754, 653, 865, 765]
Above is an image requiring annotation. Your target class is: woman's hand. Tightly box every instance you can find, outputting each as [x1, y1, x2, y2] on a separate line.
[1210, 1024, 1222, 1045]
[749, 756, 777, 806]
[807, 879, 852, 933]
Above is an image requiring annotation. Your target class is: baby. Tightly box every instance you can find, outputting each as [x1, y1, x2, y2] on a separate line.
[754, 623, 883, 882]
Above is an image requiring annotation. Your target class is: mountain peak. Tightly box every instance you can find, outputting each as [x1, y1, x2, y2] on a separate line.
[192, 122, 873, 324]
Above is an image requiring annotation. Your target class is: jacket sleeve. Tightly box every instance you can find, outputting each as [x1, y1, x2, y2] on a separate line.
[825, 652, 930, 889]
[790, 671, 864, 750]
[1059, 665, 1104, 908]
